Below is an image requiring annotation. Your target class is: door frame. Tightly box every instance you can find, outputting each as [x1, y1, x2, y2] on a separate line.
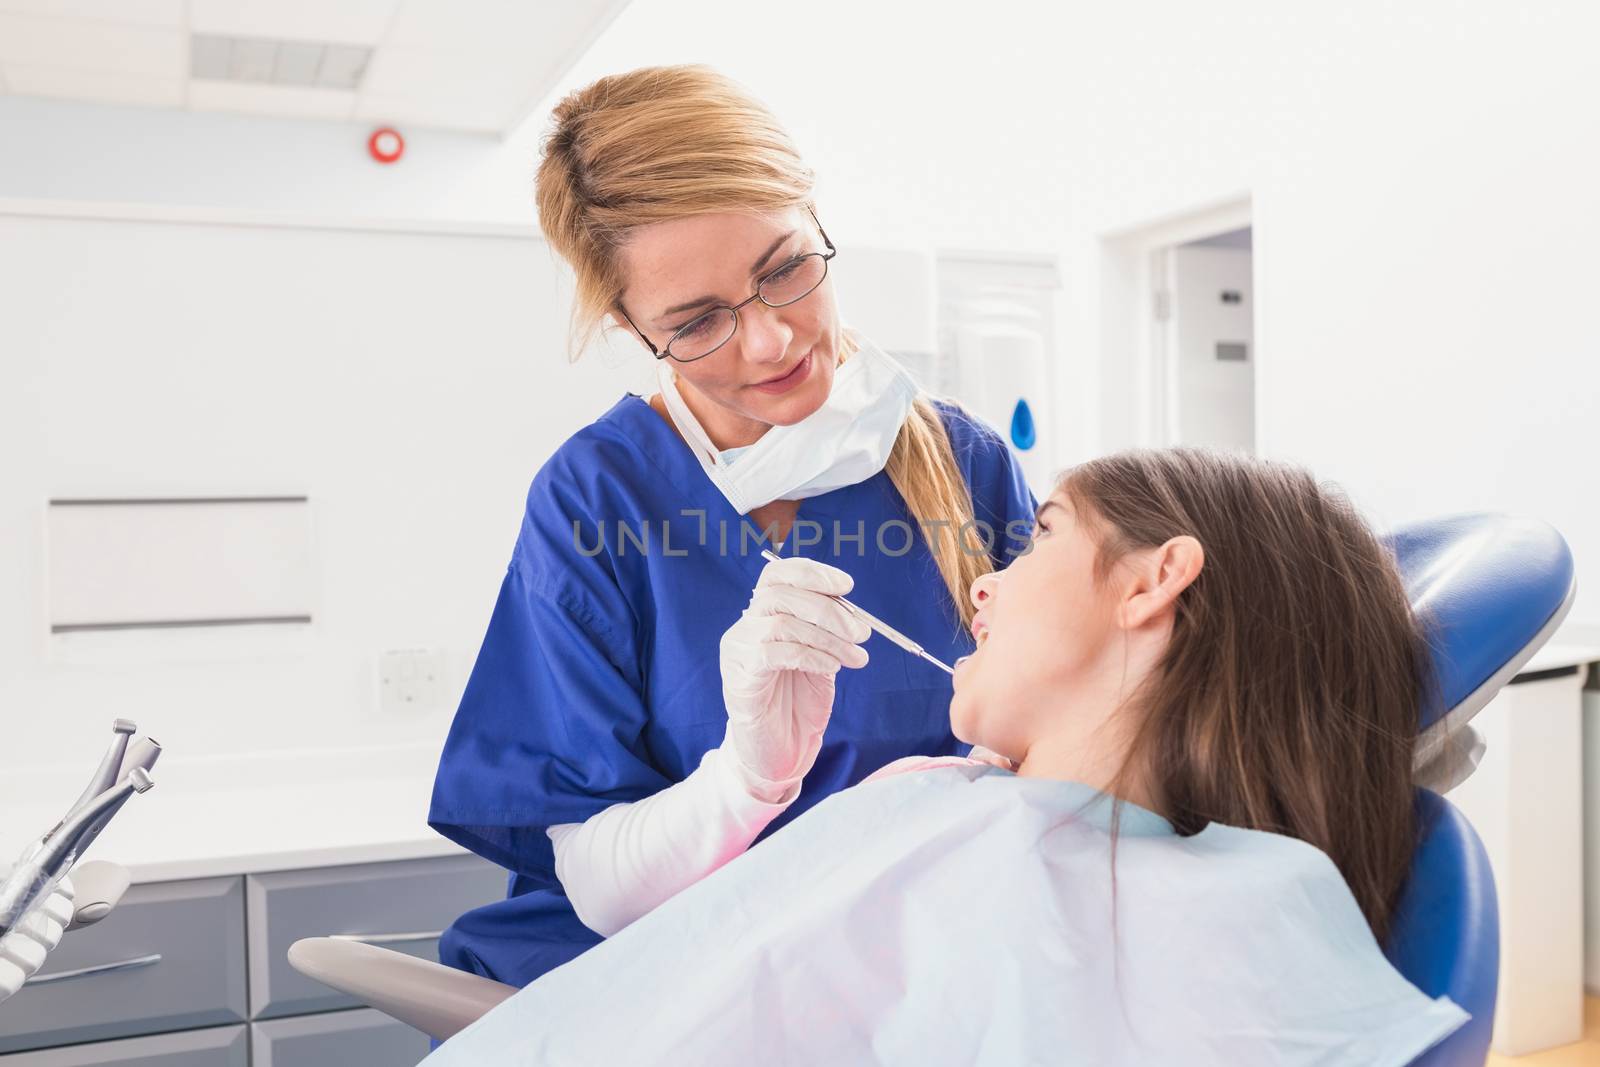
[1097, 196, 1254, 450]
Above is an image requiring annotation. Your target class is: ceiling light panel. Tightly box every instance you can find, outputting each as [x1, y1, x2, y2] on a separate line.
[187, 0, 398, 47]
[189, 33, 229, 80]
[189, 34, 372, 90]
[317, 44, 370, 90]
[227, 37, 275, 82]
[272, 41, 321, 86]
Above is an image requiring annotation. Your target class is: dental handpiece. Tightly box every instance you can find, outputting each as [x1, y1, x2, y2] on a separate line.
[0, 767, 153, 939]
[0, 722, 160, 940]
[760, 549, 955, 676]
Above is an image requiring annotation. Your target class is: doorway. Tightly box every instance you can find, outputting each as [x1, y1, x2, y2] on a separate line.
[1156, 227, 1255, 451]
[1096, 197, 1256, 453]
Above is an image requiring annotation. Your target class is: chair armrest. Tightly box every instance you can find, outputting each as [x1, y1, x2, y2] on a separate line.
[287, 936, 517, 1042]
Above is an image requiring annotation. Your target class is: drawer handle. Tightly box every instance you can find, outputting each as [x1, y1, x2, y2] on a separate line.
[28, 953, 162, 986]
[329, 930, 443, 946]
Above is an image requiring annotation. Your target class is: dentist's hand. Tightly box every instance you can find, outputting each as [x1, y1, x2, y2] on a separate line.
[719, 557, 871, 804]
[0, 874, 75, 1003]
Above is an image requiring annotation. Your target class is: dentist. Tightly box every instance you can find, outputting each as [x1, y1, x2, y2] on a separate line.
[428, 64, 1036, 987]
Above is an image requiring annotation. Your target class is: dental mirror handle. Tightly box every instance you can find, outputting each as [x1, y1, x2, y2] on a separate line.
[758, 549, 955, 675]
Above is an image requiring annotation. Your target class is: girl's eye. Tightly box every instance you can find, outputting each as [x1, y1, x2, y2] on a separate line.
[1034, 521, 1051, 538]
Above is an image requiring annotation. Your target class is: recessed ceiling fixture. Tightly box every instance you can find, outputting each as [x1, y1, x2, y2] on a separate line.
[190, 34, 373, 91]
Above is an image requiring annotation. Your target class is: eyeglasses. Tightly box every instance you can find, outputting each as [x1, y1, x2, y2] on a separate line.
[618, 208, 837, 363]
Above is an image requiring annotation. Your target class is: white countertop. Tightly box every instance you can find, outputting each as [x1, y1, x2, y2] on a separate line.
[1521, 641, 1600, 674]
[0, 744, 465, 884]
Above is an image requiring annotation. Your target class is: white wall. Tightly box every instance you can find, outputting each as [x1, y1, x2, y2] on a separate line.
[528, 0, 1600, 621]
[0, 93, 539, 223]
[0, 206, 651, 776]
[4, 0, 1598, 779]
[0, 201, 944, 778]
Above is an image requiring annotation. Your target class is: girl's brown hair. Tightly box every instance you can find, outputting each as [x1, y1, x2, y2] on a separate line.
[1064, 448, 1427, 942]
[535, 64, 992, 627]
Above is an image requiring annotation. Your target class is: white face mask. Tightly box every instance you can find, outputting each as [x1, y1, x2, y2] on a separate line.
[656, 336, 919, 515]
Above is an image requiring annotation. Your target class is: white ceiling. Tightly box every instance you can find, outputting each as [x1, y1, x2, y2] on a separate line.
[0, 0, 632, 135]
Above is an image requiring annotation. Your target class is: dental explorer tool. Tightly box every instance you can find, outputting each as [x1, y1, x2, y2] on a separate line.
[760, 549, 955, 676]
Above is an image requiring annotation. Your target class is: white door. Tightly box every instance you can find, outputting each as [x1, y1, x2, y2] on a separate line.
[1161, 240, 1255, 451]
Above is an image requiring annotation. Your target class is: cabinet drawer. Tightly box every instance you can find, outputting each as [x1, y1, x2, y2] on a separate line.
[0, 877, 246, 1053]
[250, 1008, 428, 1067]
[0, 1024, 246, 1066]
[247, 854, 504, 1019]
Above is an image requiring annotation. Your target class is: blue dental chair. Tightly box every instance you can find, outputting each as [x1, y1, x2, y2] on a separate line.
[288, 513, 1578, 1063]
[1385, 514, 1576, 1067]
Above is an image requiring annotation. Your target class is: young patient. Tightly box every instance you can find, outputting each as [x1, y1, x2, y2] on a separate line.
[425, 449, 1468, 1066]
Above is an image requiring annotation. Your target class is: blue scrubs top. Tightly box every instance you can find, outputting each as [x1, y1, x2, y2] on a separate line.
[428, 393, 1036, 987]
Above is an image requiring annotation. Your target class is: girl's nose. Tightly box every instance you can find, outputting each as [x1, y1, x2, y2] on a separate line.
[969, 572, 1001, 610]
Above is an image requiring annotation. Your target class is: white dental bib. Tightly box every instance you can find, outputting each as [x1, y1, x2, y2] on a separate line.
[654, 335, 918, 515]
[426, 765, 1466, 1066]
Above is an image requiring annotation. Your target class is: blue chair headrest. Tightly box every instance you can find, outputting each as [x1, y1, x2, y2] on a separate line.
[1385, 514, 1574, 765]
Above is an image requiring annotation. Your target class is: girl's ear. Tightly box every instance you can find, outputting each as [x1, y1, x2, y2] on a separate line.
[1119, 536, 1204, 629]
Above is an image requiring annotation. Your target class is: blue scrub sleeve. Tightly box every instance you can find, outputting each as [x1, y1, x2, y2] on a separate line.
[428, 561, 673, 887]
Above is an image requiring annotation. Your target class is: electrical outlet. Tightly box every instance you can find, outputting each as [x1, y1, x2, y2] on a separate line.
[379, 648, 445, 714]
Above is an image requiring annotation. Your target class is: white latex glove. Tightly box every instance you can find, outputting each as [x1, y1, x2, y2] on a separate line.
[0, 873, 75, 1003]
[719, 557, 871, 803]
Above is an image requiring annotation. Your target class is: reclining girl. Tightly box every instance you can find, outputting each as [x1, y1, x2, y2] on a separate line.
[425, 448, 1468, 1065]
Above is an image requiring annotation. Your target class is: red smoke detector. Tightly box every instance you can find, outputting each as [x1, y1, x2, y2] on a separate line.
[368, 127, 405, 164]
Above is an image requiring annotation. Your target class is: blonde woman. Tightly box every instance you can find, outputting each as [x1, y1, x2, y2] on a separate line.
[428, 65, 1035, 986]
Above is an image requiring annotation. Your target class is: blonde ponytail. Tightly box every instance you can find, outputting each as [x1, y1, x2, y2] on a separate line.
[885, 399, 994, 632]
